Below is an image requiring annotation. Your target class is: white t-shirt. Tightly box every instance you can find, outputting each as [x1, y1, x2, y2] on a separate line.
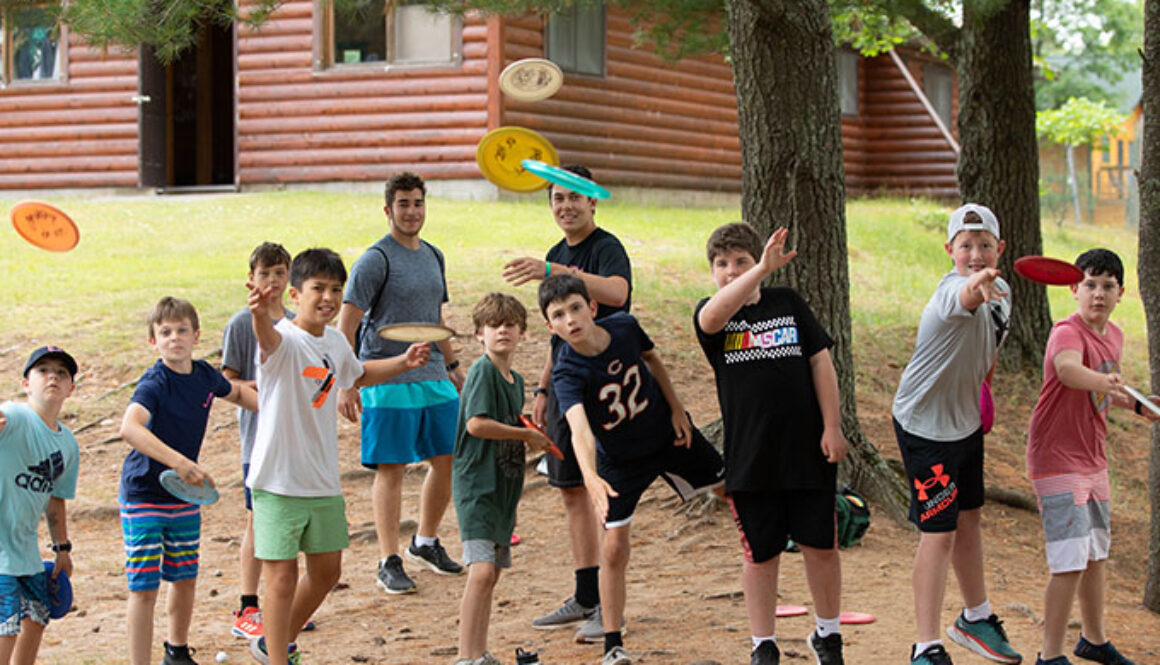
[892, 271, 1011, 441]
[247, 319, 363, 497]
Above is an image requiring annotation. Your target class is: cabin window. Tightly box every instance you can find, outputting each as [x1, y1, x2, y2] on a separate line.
[546, 2, 604, 76]
[923, 62, 954, 130]
[1, 3, 61, 84]
[322, 0, 460, 68]
[837, 50, 859, 116]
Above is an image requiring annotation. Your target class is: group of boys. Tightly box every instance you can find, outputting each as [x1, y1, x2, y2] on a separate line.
[0, 169, 1153, 665]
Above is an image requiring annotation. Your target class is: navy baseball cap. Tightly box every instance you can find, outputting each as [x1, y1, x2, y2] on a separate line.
[23, 346, 78, 378]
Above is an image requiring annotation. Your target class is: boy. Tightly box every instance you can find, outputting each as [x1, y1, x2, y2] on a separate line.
[1025, 249, 1158, 665]
[119, 298, 258, 665]
[693, 223, 849, 665]
[221, 241, 297, 639]
[0, 347, 80, 665]
[452, 293, 552, 665]
[538, 274, 725, 665]
[892, 204, 1019, 665]
[247, 248, 430, 665]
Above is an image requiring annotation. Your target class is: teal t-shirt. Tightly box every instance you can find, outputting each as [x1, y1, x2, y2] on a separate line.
[452, 355, 526, 545]
[0, 402, 79, 576]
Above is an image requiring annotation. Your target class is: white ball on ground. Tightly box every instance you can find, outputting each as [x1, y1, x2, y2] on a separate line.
[215, 651, 228, 663]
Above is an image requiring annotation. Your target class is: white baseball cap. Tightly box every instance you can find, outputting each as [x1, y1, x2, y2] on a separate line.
[946, 203, 1000, 242]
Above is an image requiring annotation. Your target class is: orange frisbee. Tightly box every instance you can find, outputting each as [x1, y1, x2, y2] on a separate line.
[10, 201, 79, 252]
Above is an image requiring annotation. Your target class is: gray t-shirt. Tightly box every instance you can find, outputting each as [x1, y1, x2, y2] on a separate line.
[344, 234, 449, 384]
[892, 271, 1011, 441]
[221, 307, 294, 464]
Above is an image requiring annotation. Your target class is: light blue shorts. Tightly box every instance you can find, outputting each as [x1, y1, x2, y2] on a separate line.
[361, 381, 459, 465]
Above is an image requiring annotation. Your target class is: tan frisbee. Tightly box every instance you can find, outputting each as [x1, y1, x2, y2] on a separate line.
[499, 58, 564, 101]
[377, 322, 458, 343]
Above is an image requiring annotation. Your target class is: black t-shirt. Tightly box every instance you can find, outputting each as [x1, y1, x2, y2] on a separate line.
[552, 313, 671, 464]
[694, 287, 837, 493]
[545, 227, 632, 320]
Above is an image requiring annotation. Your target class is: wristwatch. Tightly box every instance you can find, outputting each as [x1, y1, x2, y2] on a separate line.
[445, 360, 461, 372]
[533, 387, 548, 397]
[50, 541, 72, 553]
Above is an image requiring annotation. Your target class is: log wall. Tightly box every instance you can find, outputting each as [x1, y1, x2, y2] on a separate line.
[0, 32, 139, 190]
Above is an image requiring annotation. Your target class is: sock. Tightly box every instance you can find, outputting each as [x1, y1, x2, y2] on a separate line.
[415, 535, 438, 548]
[164, 642, 189, 657]
[604, 631, 623, 654]
[752, 635, 776, 649]
[240, 594, 259, 611]
[964, 600, 992, 623]
[914, 640, 942, 659]
[815, 615, 841, 638]
[575, 566, 600, 608]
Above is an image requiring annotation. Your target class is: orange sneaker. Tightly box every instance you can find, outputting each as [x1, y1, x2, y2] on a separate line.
[231, 606, 263, 639]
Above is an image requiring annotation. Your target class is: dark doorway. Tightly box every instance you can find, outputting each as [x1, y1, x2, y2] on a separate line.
[138, 22, 236, 191]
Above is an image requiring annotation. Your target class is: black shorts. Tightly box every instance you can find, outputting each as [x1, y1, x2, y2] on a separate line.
[893, 418, 985, 533]
[728, 490, 836, 563]
[598, 425, 725, 528]
[544, 386, 585, 489]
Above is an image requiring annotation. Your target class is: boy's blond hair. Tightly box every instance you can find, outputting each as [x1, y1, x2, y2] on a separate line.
[706, 222, 763, 264]
[147, 296, 200, 338]
[472, 292, 527, 334]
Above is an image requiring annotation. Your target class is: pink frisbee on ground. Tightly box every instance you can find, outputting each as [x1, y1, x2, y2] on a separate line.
[775, 604, 808, 617]
[839, 610, 876, 624]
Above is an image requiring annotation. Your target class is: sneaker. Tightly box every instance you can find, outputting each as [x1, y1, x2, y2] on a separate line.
[911, 644, 954, 665]
[1073, 637, 1136, 665]
[946, 613, 1022, 664]
[249, 637, 301, 665]
[161, 642, 199, 665]
[575, 605, 626, 644]
[531, 597, 595, 630]
[300, 617, 316, 632]
[602, 646, 631, 665]
[809, 631, 844, 665]
[751, 640, 781, 665]
[406, 536, 464, 575]
[1036, 656, 1074, 665]
[232, 606, 263, 639]
[376, 555, 416, 595]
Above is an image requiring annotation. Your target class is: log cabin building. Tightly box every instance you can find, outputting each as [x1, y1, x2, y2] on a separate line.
[0, 1, 959, 199]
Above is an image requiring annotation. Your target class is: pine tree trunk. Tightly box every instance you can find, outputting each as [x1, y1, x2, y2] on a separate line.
[1139, 0, 1160, 614]
[956, 0, 1053, 369]
[725, 0, 909, 520]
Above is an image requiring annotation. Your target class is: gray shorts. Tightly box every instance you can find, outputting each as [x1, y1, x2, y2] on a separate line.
[462, 539, 512, 569]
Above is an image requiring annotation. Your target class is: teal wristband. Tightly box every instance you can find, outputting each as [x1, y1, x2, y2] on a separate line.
[545, 262, 552, 277]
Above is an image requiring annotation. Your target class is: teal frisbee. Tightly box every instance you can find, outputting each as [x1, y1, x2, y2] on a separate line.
[520, 159, 611, 199]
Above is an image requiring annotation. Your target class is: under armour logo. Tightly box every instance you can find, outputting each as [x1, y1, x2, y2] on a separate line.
[914, 464, 951, 501]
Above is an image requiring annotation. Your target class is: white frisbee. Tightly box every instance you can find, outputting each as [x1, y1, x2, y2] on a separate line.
[1124, 385, 1160, 417]
[499, 58, 564, 101]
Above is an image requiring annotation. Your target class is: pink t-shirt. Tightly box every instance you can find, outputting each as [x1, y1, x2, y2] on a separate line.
[1026, 312, 1123, 478]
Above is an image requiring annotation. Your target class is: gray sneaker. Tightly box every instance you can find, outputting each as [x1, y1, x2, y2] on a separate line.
[602, 646, 631, 665]
[406, 536, 464, 575]
[575, 605, 626, 644]
[531, 597, 595, 630]
[376, 555, 416, 594]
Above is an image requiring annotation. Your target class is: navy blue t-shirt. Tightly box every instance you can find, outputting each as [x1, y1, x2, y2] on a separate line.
[120, 359, 233, 503]
[551, 313, 672, 464]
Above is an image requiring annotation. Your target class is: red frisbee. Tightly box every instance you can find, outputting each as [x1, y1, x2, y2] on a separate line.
[775, 604, 808, 617]
[1013, 256, 1083, 286]
[839, 610, 876, 624]
[519, 415, 564, 460]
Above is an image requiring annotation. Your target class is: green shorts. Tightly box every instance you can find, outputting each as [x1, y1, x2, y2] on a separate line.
[252, 490, 349, 560]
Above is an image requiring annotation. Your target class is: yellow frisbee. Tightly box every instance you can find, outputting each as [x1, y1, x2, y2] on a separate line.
[476, 126, 560, 193]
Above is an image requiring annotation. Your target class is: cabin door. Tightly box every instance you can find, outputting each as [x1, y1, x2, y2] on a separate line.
[137, 22, 237, 191]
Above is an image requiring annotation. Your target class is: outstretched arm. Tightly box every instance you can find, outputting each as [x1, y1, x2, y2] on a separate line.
[248, 281, 283, 359]
[466, 416, 552, 455]
[502, 257, 629, 308]
[223, 381, 258, 412]
[357, 343, 430, 387]
[564, 403, 618, 523]
[958, 268, 1006, 312]
[697, 227, 796, 334]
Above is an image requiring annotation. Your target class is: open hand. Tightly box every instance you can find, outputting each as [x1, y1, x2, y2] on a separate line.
[502, 257, 546, 286]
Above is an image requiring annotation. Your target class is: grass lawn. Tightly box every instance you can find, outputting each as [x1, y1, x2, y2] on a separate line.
[0, 192, 1150, 386]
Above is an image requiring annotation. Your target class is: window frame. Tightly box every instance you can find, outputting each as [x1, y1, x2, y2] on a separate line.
[544, 1, 605, 78]
[837, 49, 859, 117]
[314, 0, 462, 73]
[0, 2, 67, 88]
[922, 61, 955, 131]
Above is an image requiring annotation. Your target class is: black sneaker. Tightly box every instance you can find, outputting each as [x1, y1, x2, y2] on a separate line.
[376, 554, 416, 594]
[405, 536, 464, 575]
[1074, 637, 1136, 665]
[1036, 655, 1074, 665]
[161, 642, 199, 665]
[751, 640, 780, 665]
[809, 631, 844, 665]
[912, 644, 954, 665]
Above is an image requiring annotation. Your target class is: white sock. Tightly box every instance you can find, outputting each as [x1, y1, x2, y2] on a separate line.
[815, 615, 841, 638]
[964, 600, 992, 623]
[752, 635, 776, 650]
[914, 640, 942, 659]
[415, 535, 438, 548]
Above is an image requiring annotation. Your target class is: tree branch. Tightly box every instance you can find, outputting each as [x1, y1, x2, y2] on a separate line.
[886, 0, 960, 61]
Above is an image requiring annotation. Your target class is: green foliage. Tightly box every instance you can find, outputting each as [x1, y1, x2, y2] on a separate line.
[1036, 96, 1128, 146]
[830, 0, 916, 56]
[1032, 0, 1143, 110]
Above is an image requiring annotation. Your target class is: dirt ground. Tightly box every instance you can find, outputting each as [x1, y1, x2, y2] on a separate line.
[8, 327, 1160, 665]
